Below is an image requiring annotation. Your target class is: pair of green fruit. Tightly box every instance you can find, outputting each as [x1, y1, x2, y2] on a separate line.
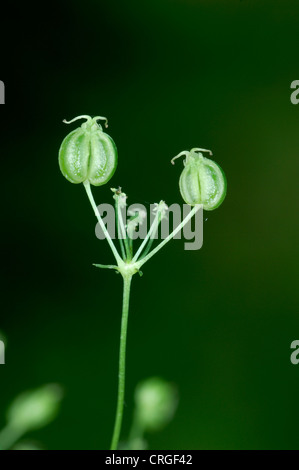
[58, 115, 226, 211]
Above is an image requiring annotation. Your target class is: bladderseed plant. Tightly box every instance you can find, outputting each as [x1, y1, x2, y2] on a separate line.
[58, 114, 227, 450]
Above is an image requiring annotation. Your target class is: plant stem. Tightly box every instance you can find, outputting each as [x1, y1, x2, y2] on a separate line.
[137, 204, 202, 268]
[138, 212, 161, 260]
[83, 181, 122, 265]
[117, 204, 131, 261]
[128, 412, 145, 450]
[132, 210, 160, 262]
[0, 424, 24, 450]
[110, 274, 133, 450]
[115, 197, 126, 260]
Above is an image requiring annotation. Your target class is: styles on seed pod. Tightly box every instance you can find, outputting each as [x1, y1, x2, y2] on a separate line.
[59, 115, 118, 186]
[171, 148, 227, 210]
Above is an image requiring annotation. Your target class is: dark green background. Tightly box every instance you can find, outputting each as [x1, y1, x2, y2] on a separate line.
[1, 0, 298, 450]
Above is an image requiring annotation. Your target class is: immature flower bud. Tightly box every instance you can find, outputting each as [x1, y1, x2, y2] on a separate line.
[59, 115, 118, 186]
[171, 148, 227, 210]
[134, 377, 178, 432]
[6, 384, 63, 433]
[152, 201, 168, 220]
[111, 187, 127, 209]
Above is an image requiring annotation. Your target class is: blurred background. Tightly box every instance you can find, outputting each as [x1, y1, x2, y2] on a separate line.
[1, 0, 298, 450]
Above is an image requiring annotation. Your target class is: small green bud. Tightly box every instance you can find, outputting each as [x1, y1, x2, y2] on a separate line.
[134, 377, 178, 432]
[6, 384, 63, 433]
[59, 115, 118, 186]
[171, 148, 227, 210]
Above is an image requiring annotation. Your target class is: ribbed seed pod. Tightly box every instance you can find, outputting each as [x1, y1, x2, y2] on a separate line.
[172, 148, 226, 210]
[59, 115, 118, 186]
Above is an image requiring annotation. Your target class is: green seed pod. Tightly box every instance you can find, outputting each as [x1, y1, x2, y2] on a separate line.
[171, 148, 227, 210]
[59, 115, 118, 186]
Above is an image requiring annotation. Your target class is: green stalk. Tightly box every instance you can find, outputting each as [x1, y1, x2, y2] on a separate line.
[137, 204, 202, 268]
[138, 212, 161, 260]
[132, 209, 160, 262]
[0, 424, 24, 450]
[110, 274, 133, 450]
[83, 181, 122, 265]
[117, 205, 131, 261]
[115, 197, 126, 260]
